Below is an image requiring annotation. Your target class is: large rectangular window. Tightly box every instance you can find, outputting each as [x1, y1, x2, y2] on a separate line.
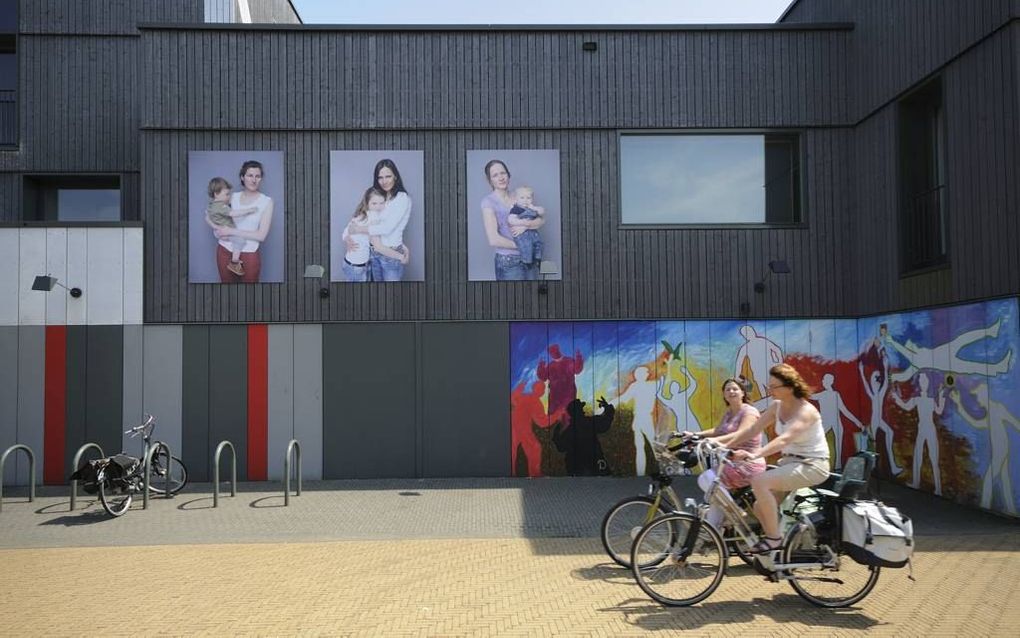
[24, 175, 122, 222]
[619, 132, 802, 226]
[0, 0, 15, 147]
[898, 77, 947, 273]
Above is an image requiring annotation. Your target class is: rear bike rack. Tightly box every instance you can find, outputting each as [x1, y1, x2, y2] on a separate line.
[213, 440, 237, 508]
[69, 442, 105, 511]
[142, 441, 174, 510]
[284, 439, 301, 506]
[0, 444, 36, 514]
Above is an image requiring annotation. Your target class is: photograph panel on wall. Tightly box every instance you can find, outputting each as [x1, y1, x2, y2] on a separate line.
[187, 151, 286, 284]
[329, 150, 425, 282]
[466, 149, 563, 282]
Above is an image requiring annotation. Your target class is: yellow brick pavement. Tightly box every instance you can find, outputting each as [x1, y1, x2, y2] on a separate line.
[2, 534, 1019, 636]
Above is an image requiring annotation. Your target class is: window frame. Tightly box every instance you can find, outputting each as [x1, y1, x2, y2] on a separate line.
[0, 0, 16, 149]
[896, 76, 950, 277]
[22, 173, 126, 223]
[616, 128, 808, 230]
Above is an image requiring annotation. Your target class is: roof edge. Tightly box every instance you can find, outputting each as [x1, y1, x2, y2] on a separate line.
[136, 21, 855, 33]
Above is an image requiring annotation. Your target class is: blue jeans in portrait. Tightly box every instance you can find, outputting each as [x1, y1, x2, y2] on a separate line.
[342, 259, 371, 282]
[370, 246, 405, 282]
[494, 253, 539, 281]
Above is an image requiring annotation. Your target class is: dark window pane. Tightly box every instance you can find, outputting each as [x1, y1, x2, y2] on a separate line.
[898, 77, 947, 272]
[57, 189, 122, 222]
[0, 0, 15, 33]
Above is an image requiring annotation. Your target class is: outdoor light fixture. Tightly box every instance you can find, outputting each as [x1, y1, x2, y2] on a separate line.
[753, 260, 791, 294]
[303, 265, 329, 298]
[31, 275, 82, 298]
[538, 260, 559, 295]
[582, 41, 598, 52]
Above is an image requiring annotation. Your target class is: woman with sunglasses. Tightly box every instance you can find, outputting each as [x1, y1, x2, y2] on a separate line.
[716, 363, 830, 553]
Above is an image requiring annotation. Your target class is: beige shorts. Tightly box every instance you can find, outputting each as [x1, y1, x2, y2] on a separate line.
[758, 456, 830, 491]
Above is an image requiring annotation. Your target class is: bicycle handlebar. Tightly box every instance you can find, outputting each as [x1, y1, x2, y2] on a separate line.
[124, 413, 157, 436]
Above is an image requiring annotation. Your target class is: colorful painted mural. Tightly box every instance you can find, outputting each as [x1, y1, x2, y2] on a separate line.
[509, 298, 1020, 517]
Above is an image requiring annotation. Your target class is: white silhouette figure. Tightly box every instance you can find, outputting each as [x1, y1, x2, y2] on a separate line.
[892, 373, 947, 495]
[811, 373, 864, 467]
[949, 383, 1020, 515]
[884, 318, 1012, 383]
[656, 366, 701, 435]
[734, 325, 784, 400]
[859, 353, 905, 475]
[616, 366, 659, 476]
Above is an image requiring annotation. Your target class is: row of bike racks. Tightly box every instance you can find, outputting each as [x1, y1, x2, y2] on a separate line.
[1, 439, 302, 513]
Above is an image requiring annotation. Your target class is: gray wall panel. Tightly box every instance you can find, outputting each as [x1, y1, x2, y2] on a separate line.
[121, 324, 143, 454]
[15, 327, 44, 486]
[140, 325, 184, 460]
[0, 328, 18, 484]
[420, 322, 509, 477]
[181, 325, 211, 481]
[292, 324, 322, 479]
[84, 325, 123, 461]
[267, 324, 293, 480]
[207, 325, 248, 479]
[321, 323, 416, 478]
[63, 326, 87, 480]
[21, 0, 204, 34]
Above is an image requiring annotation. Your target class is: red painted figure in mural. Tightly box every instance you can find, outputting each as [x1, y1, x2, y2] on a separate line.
[537, 344, 584, 424]
[511, 380, 550, 476]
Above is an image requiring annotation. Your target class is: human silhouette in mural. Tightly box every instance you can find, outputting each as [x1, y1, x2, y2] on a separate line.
[892, 372, 948, 495]
[811, 373, 864, 468]
[552, 397, 615, 476]
[657, 366, 701, 435]
[859, 352, 905, 475]
[615, 366, 659, 475]
[510, 380, 551, 477]
[537, 344, 584, 424]
[734, 325, 784, 401]
[883, 318, 1013, 383]
[950, 382, 1020, 515]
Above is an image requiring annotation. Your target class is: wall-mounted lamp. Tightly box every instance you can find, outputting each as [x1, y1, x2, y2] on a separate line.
[581, 41, 598, 52]
[537, 260, 559, 295]
[32, 275, 82, 298]
[753, 260, 791, 294]
[303, 265, 329, 298]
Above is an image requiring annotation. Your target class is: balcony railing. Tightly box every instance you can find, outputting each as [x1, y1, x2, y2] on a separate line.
[902, 184, 947, 272]
[0, 89, 14, 146]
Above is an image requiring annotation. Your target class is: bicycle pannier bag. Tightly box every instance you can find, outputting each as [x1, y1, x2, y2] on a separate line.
[841, 500, 913, 568]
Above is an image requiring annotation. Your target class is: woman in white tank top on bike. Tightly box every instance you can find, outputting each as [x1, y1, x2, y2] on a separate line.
[718, 363, 830, 553]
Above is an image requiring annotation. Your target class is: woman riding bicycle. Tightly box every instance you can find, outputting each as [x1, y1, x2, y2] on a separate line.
[717, 363, 830, 553]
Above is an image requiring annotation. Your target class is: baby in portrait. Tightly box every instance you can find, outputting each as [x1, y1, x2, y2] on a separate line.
[205, 177, 257, 276]
[507, 185, 545, 265]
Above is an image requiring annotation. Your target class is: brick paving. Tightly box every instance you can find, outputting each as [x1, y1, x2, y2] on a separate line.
[1, 477, 1017, 636]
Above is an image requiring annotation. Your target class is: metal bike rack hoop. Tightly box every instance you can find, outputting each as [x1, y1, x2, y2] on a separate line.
[213, 440, 237, 508]
[284, 439, 302, 506]
[0, 444, 36, 514]
[69, 442, 105, 511]
[142, 441, 173, 510]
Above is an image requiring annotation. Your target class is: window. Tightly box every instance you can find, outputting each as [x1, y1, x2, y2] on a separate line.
[0, 0, 15, 147]
[898, 76, 947, 273]
[619, 132, 802, 226]
[23, 175, 122, 222]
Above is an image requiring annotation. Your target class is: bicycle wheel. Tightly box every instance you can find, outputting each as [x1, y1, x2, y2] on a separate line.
[98, 474, 133, 517]
[146, 452, 188, 495]
[783, 523, 880, 607]
[631, 513, 726, 607]
[601, 496, 672, 568]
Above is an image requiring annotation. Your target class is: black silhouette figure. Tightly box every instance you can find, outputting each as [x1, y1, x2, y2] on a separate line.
[552, 397, 615, 476]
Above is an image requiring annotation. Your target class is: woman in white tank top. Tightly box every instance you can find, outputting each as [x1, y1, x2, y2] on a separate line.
[725, 363, 831, 553]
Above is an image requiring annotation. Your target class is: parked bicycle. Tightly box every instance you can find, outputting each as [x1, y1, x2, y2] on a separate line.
[69, 414, 188, 517]
[630, 438, 887, 607]
[600, 436, 760, 568]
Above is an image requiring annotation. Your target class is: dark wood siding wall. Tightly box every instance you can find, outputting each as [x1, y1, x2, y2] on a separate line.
[141, 26, 855, 323]
[20, 0, 203, 34]
[783, 2, 1020, 314]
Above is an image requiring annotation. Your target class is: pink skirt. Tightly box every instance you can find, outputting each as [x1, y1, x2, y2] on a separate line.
[720, 459, 767, 489]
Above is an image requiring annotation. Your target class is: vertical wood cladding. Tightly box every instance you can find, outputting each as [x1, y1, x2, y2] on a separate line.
[19, 0, 203, 34]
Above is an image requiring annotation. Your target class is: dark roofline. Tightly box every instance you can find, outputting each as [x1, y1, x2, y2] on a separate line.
[777, 0, 805, 23]
[137, 21, 854, 33]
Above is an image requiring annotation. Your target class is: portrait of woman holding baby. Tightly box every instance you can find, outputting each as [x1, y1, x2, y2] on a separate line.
[466, 149, 563, 282]
[187, 151, 286, 284]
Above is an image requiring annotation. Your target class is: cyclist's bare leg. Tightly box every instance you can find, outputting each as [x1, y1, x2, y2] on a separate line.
[749, 473, 786, 543]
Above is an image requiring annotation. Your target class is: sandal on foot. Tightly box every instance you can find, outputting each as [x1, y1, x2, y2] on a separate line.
[750, 537, 782, 554]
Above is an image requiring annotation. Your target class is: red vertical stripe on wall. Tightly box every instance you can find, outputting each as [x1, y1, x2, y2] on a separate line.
[247, 324, 269, 481]
[44, 326, 67, 485]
